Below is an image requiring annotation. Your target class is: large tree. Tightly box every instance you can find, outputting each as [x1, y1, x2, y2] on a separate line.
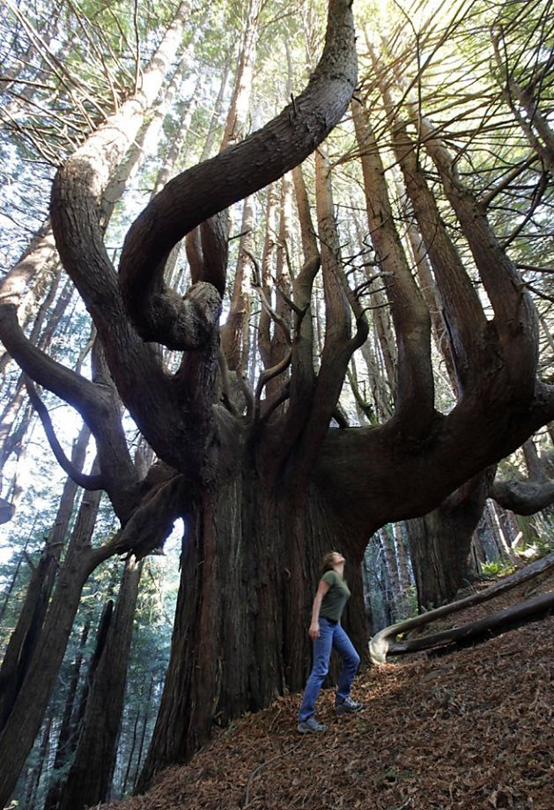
[1, 0, 553, 800]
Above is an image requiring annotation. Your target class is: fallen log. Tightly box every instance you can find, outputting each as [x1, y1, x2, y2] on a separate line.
[369, 551, 554, 663]
[384, 590, 554, 657]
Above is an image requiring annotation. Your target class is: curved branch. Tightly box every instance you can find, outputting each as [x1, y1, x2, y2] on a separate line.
[119, 0, 357, 347]
[47, 7, 197, 468]
[260, 382, 291, 424]
[369, 550, 554, 663]
[491, 478, 554, 515]
[0, 304, 106, 423]
[254, 351, 292, 422]
[382, 590, 554, 657]
[312, 378, 554, 548]
[24, 378, 105, 491]
[352, 98, 434, 437]
[0, 303, 143, 518]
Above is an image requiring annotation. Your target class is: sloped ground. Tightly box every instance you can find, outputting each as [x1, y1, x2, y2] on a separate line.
[103, 570, 554, 810]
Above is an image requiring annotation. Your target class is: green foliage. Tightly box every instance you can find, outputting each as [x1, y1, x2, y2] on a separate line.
[481, 560, 517, 577]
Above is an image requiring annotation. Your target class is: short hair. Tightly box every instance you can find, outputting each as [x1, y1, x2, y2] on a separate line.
[321, 551, 338, 572]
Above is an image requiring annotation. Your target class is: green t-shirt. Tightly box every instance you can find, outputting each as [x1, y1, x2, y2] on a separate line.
[319, 570, 351, 622]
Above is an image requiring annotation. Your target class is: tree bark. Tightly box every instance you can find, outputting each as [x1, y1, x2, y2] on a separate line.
[57, 558, 143, 810]
[44, 620, 90, 810]
[138, 468, 368, 789]
[406, 471, 493, 609]
[0, 423, 91, 730]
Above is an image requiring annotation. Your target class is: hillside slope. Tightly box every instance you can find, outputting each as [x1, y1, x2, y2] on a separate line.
[103, 570, 554, 810]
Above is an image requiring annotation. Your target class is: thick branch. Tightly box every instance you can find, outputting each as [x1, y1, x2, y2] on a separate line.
[0, 305, 107, 423]
[291, 148, 368, 483]
[111, 474, 188, 561]
[48, 4, 203, 472]
[391, 122, 487, 393]
[491, 478, 554, 515]
[419, 119, 539, 387]
[313, 380, 554, 547]
[352, 98, 434, 436]
[119, 0, 357, 347]
[0, 301, 145, 520]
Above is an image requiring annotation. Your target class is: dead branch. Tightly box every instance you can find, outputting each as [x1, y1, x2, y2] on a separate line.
[370, 550, 554, 663]
[386, 590, 554, 657]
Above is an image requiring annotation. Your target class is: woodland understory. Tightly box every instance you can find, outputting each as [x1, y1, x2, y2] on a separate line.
[0, 0, 554, 808]
[100, 566, 554, 810]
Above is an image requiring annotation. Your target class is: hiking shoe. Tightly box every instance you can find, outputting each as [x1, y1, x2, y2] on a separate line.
[335, 698, 364, 715]
[297, 717, 327, 734]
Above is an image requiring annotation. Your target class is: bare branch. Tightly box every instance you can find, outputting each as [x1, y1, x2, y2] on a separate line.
[24, 377, 105, 491]
[370, 551, 554, 663]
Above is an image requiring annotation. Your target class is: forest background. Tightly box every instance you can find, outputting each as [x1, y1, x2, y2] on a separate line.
[0, 0, 553, 808]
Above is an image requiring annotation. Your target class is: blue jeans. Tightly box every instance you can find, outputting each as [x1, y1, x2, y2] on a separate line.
[298, 618, 360, 722]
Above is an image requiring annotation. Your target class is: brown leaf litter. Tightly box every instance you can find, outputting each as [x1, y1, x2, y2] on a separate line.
[102, 569, 554, 810]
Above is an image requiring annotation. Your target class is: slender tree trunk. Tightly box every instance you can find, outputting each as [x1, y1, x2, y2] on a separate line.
[73, 598, 116, 736]
[220, 195, 255, 371]
[0, 424, 91, 730]
[379, 527, 400, 620]
[44, 620, 90, 810]
[489, 500, 522, 565]
[57, 557, 143, 810]
[23, 711, 53, 810]
[121, 709, 141, 797]
[393, 522, 412, 599]
[0, 486, 103, 807]
[132, 678, 155, 793]
[0, 533, 32, 625]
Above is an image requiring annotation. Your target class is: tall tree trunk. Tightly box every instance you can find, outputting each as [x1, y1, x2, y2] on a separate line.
[44, 620, 91, 810]
[22, 711, 53, 810]
[137, 471, 368, 790]
[406, 472, 492, 609]
[0, 424, 92, 729]
[393, 524, 411, 592]
[57, 557, 143, 810]
[379, 527, 400, 620]
[121, 708, 142, 797]
[0, 486, 103, 807]
[0, 534, 32, 625]
[131, 679, 155, 793]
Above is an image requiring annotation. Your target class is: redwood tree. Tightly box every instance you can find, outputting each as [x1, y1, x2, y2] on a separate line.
[1, 0, 554, 801]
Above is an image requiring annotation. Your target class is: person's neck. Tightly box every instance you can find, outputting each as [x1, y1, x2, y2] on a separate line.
[333, 564, 344, 578]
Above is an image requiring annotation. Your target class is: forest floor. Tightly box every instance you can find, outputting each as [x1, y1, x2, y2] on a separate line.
[103, 567, 554, 810]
